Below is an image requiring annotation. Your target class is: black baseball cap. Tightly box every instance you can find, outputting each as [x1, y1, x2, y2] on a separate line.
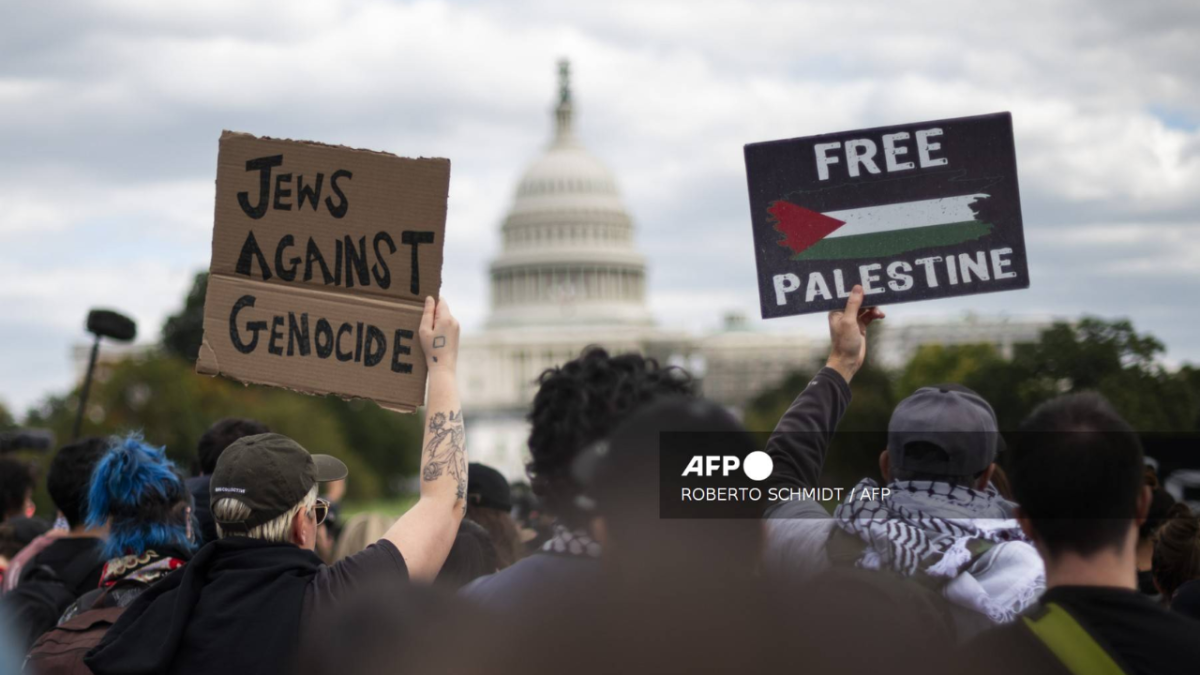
[888, 384, 1000, 476]
[210, 433, 347, 534]
[467, 463, 512, 512]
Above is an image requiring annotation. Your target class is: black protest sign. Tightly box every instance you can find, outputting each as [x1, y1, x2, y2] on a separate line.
[744, 112, 1029, 318]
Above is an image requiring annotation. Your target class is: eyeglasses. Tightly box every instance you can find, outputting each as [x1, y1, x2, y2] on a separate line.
[312, 498, 330, 526]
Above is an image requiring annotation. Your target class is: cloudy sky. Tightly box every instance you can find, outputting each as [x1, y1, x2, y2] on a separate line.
[2, 0, 1198, 415]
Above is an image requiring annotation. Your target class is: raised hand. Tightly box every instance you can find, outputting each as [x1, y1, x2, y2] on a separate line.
[825, 285, 885, 383]
[418, 295, 460, 373]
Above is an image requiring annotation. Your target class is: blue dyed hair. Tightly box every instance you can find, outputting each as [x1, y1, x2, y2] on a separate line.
[86, 434, 196, 559]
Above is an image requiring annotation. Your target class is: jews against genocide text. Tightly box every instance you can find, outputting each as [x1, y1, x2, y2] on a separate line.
[197, 131, 450, 412]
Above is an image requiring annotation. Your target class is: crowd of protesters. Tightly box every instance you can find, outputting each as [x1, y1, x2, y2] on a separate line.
[0, 287, 1197, 674]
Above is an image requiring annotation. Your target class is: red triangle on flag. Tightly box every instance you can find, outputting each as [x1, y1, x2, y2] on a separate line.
[769, 201, 846, 255]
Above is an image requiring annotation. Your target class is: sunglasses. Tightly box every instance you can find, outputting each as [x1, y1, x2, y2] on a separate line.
[312, 498, 330, 526]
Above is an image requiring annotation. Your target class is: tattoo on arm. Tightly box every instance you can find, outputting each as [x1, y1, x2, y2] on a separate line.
[422, 410, 466, 510]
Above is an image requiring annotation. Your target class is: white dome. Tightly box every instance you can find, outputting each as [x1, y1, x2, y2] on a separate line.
[485, 62, 651, 328]
[509, 144, 625, 214]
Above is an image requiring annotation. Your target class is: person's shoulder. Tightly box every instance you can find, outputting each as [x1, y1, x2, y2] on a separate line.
[320, 539, 408, 580]
[761, 509, 834, 579]
[460, 553, 598, 610]
[961, 621, 1061, 675]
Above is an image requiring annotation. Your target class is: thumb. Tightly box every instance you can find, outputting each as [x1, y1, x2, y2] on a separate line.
[420, 296, 434, 334]
[843, 285, 864, 318]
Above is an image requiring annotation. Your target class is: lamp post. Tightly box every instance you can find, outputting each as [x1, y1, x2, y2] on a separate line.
[73, 309, 137, 440]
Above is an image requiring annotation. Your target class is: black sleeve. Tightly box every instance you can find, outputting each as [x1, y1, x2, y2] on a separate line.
[766, 367, 852, 491]
[304, 540, 408, 618]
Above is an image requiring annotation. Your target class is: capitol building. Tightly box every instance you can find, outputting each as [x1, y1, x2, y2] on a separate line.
[458, 61, 1053, 480]
[457, 62, 818, 479]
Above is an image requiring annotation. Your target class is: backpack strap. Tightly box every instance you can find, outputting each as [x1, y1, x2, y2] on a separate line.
[1021, 602, 1128, 675]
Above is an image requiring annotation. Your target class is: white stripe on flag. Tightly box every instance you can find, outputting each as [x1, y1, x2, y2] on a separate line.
[824, 194, 989, 239]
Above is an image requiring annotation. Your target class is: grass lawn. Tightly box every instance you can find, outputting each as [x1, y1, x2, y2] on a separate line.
[340, 494, 419, 519]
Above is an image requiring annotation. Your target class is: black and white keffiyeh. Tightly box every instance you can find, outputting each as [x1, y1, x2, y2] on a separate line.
[541, 525, 602, 559]
[833, 478, 1043, 623]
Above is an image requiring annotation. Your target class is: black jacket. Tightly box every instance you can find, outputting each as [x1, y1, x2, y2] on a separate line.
[85, 538, 323, 675]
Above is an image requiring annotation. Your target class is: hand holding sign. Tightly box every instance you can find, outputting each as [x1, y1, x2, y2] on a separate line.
[419, 296, 459, 373]
[825, 285, 885, 384]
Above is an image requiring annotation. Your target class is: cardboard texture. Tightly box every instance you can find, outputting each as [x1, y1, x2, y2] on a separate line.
[744, 112, 1029, 318]
[197, 131, 450, 412]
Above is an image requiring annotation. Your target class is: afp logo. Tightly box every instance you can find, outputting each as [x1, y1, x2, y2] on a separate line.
[681, 451, 774, 482]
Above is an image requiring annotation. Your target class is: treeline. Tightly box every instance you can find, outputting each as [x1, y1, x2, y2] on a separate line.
[744, 317, 1200, 485]
[11, 273, 422, 516]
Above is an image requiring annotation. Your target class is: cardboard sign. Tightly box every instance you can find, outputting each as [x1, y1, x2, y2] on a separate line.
[197, 131, 450, 412]
[744, 112, 1029, 318]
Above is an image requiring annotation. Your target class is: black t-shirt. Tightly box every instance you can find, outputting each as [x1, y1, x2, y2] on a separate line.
[25, 536, 106, 597]
[303, 540, 409, 618]
[966, 586, 1200, 675]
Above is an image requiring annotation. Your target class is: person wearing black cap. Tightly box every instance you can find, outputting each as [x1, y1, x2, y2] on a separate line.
[85, 296, 467, 675]
[762, 285, 1042, 641]
[466, 462, 524, 569]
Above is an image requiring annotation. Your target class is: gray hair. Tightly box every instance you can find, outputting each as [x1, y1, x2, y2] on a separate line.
[214, 485, 318, 542]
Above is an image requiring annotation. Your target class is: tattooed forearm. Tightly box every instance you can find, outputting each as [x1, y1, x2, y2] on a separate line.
[422, 410, 467, 508]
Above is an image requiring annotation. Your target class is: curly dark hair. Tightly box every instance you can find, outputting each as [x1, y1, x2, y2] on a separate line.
[0, 457, 34, 520]
[197, 418, 270, 475]
[525, 347, 695, 527]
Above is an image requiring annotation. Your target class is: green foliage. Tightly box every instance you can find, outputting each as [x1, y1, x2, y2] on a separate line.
[895, 343, 1004, 399]
[744, 351, 894, 485]
[161, 272, 208, 361]
[0, 403, 14, 431]
[21, 268, 427, 518]
[24, 352, 428, 502]
[743, 315, 1200, 485]
[321, 397, 424, 495]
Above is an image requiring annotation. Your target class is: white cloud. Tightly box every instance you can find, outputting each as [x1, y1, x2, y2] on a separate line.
[1, 0, 1198, 414]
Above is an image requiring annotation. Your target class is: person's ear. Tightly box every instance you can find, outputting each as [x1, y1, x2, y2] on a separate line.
[1135, 485, 1152, 527]
[976, 464, 997, 491]
[291, 508, 308, 548]
[1015, 506, 1039, 546]
[879, 450, 890, 483]
[590, 516, 608, 549]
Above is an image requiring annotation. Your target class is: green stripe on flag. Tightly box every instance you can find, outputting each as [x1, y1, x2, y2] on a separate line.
[792, 221, 993, 261]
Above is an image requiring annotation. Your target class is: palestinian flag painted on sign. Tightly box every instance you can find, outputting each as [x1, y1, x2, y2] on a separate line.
[769, 193, 994, 261]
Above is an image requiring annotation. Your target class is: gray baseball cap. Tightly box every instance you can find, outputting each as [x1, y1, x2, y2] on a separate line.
[211, 433, 347, 534]
[888, 384, 1000, 476]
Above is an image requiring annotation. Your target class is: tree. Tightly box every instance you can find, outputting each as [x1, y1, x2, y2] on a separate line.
[24, 353, 393, 501]
[896, 343, 1005, 400]
[744, 329, 895, 486]
[162, 272, 208, 361]
[742, 315, 1199, 487]
[1014, 318, 1197, 432]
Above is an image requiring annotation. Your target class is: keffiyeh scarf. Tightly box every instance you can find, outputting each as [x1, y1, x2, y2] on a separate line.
[542, 525, 602, 558]
[833, 478, 1043, 623]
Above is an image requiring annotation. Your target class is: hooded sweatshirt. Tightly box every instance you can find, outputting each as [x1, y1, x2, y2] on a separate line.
[85, 537, 321, 675]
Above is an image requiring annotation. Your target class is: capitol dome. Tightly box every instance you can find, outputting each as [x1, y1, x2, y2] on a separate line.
[486, 60, 652, 328]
